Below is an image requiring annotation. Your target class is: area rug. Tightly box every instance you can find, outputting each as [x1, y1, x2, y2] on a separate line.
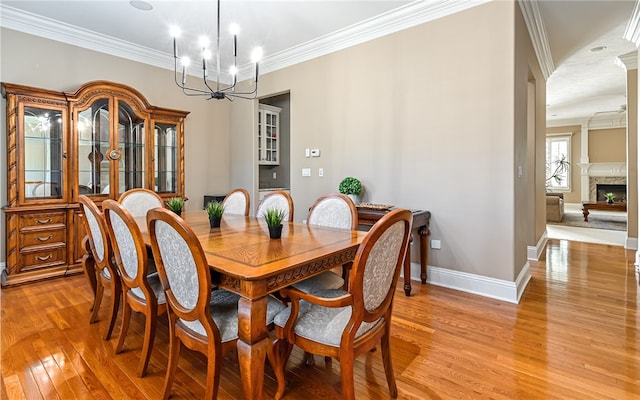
[548, 212, 627, 231]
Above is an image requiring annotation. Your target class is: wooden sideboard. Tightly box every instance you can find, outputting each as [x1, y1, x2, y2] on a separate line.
[357, 207, 431, 296]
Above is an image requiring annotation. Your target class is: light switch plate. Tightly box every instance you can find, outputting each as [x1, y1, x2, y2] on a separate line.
[302, 168, 311, 177]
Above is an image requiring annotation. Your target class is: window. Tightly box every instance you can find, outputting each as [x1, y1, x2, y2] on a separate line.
[546, 135, 571, 191]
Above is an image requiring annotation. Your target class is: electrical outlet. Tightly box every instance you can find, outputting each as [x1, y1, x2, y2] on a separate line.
[318, 168, 324, 177]
[272, 171, 277, 179]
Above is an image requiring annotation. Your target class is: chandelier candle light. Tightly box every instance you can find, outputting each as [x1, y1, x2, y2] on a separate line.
[170, 0, 261, 100]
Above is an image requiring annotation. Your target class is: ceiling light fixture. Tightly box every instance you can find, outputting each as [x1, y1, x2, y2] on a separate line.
[170, 0, 261, 101]
[589, 45, 607, 53]
[130, 1, 152, 11]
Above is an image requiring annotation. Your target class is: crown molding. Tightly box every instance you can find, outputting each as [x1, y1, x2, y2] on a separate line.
[616, 50, 638, 71]
[624, 0, 640, 46]
[0, 4, 170, 71]
[1, 1, 491, 84]
[517, 0, 555, 79]
[547, 113, 627, 130]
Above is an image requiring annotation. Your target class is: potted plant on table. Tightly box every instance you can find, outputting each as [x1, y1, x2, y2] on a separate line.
[206, 200, 225, 228]
[262, 207, 285, 239]
[604, 192, 615, 204]
[166, 197, 185, 217]
[338, 176, 362, 204]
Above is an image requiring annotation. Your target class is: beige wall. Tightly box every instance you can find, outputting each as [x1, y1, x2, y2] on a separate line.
[589, 128, 626, 162]
[232, 1, 539, 283]
[626, 69, 638, 242]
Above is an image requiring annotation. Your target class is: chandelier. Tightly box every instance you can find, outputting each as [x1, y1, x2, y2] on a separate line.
[170, 0, 261, 100]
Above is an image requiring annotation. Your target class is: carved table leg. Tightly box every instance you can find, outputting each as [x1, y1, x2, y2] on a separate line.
[237, 296, 270, 400]
[403, 235, 413, 296]
[419, 226, 430, 284]
[583, 207, 590, 221]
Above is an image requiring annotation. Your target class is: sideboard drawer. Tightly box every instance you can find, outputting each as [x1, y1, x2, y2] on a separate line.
[19, 245, 67, 272]
[19, 212, 66, 228]
[21, 229, 66, 248]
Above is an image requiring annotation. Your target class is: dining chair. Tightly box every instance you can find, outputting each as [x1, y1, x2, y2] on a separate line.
[118, 188, 164, 218]
[103, 199, 168, 377]
[272, 208, 412, 400]
[256, 190, 294, 222]
[221, 188, 250, 216]
[291, 192, 358, 293]
[147, 207, 286, 400]
[78, 195, 121, 341]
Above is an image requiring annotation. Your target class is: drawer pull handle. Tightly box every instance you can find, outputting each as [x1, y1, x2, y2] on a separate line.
[36, 235, 53, 242]
[35, 218, 52, 224]
[36, 254, 52, 261]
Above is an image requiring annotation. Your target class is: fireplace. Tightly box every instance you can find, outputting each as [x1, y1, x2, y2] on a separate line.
[596, 184, 626, 203]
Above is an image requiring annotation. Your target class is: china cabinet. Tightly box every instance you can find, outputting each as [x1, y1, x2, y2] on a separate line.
[257, 104, 281, 165]
[2, 81, 188, 286]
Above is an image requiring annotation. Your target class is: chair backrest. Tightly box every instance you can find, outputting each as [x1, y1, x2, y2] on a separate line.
[103, 199, 153, 300]
[147, 207, 213, 333]
[222, 188, 250, 216]
[32, 182, 61, 197]
[118, 188, 164, 218]
[307, 193, 357, 230]
[256, 190, 294, 222]
[349, 209, 412, 321]
[78, 195, 114, 274]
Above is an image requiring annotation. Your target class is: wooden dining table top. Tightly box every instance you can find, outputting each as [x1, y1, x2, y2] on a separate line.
[137, 210, 367, 295]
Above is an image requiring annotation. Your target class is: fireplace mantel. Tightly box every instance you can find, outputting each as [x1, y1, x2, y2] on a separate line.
[578, 162, 626, 177]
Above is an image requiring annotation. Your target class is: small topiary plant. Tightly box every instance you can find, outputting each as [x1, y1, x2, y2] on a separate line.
[338, 177, 362, 195]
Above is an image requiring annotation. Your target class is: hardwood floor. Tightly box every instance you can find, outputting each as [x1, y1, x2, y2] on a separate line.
[1, 239, 638, 399]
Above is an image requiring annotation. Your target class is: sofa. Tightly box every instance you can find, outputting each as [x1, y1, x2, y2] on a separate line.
[546, 192, 564, 222]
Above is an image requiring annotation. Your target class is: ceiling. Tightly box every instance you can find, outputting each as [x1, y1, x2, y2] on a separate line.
[1, 0, 638, 127]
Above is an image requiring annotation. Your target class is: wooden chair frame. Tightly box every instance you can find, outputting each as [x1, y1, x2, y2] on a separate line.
[103, 199, 167, 377]
[273, 209, 412, 400]
[78, 195, 121, 341]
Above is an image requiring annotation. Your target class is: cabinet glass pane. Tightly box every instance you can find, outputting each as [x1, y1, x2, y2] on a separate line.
[117, 101, 145, 197]
[155, 123, 177, 193]
[24, 106, 64, 199]
[77, 99, 110, 196]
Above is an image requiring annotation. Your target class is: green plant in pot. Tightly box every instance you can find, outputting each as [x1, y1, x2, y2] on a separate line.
[166, 197, 185, 216]
[338, 176, 362, 204]
[262, 207, 285, 239]
[604, 192, 615, 204]
[206, 200, 225, 228]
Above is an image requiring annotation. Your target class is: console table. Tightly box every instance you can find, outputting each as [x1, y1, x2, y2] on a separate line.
[582, 201, 627, 221]
[357, 207, 431, 296]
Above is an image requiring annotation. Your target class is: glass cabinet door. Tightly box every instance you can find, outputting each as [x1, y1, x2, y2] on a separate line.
[23, 105, 65, 200]
[77, 98, 111, 197]
[154, 122, 178, 193]
[116, 100, 146, 198]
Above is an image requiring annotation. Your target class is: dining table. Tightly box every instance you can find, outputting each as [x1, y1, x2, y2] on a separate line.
[135, 210, 366, 400]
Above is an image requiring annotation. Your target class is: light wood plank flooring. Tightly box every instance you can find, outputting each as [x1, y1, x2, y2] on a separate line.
[1, 239, 638, 399]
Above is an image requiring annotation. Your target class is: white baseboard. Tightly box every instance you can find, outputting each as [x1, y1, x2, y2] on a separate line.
[625, 236, 638, 250]
[528, 231, 548, 260]
[405, 261, 531, 304]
